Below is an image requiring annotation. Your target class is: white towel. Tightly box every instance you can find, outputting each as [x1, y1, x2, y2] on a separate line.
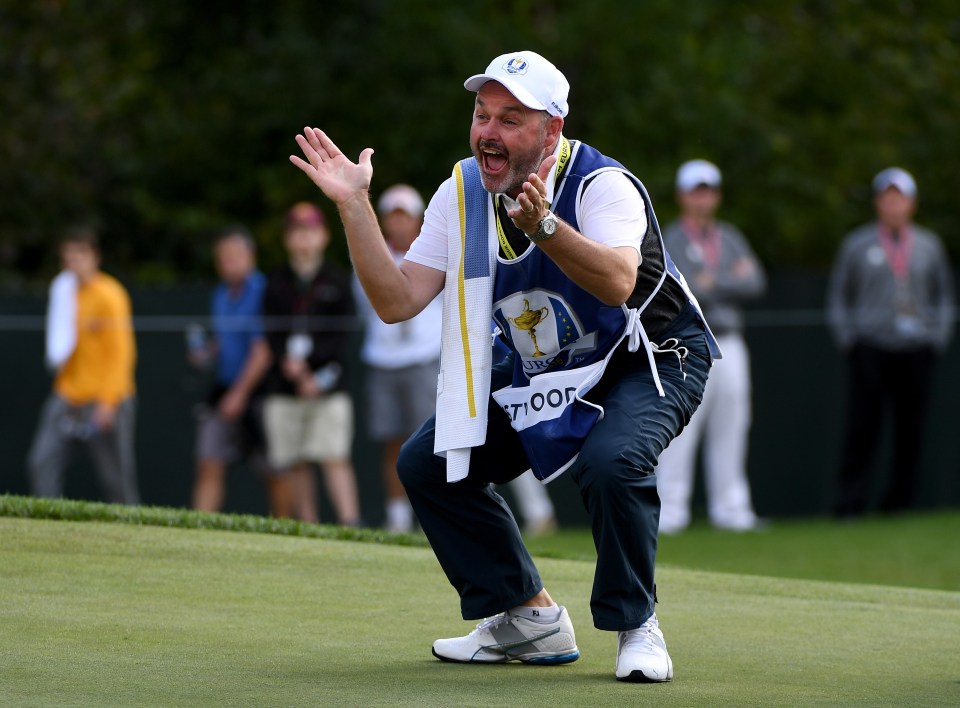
[45, 270, 78, 371]
[434, 159, 499, 482]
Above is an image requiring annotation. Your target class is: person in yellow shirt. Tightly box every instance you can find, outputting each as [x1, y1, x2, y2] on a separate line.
[27, 227, 139, 504]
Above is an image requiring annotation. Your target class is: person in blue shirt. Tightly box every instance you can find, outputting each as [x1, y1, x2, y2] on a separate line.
[189, 226, 272, 512]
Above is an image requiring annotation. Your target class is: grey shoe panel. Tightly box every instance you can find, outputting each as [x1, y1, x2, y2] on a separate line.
[490, 623, 559, 651]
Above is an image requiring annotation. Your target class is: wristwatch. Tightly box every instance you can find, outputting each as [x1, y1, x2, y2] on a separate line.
[528, 211, 558, 242]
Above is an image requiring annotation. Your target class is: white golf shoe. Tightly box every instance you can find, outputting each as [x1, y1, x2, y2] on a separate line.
[615, 613, 674, 682]
[432, 606, 580, 665]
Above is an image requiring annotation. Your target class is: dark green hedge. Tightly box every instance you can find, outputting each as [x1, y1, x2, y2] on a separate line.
[3, 1, 957, 284]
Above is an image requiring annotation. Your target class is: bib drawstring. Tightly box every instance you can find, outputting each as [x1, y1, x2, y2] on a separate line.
[627, 310, 689, 398]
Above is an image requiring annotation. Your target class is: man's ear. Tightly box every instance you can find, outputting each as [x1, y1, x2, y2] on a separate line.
[544, 115, 564, 152]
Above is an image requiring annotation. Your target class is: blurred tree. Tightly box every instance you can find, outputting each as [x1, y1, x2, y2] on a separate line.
[1, 0, 957, 284]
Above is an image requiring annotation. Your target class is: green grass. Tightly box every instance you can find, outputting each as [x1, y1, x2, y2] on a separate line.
[4, 516, 960, 707]
[5, 495, 958, 591]
[2, 497, 960, 705]
[524, 512, 960, 592]
[0, 494, 429, 547]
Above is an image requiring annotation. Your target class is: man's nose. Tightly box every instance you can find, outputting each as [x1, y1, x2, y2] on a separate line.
[478, 124, 501, 142]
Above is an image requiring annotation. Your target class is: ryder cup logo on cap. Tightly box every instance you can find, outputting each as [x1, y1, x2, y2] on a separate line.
[872, 167, 917, 198]
[503, 57, 529, 75]
[676, 159, 722, 192]
[464, 51, 570, 117]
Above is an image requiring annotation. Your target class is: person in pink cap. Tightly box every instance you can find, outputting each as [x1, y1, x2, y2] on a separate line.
[259, 202, 360, 525]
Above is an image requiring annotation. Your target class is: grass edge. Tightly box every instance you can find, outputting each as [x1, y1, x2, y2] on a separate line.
[0, 493, 429, 547]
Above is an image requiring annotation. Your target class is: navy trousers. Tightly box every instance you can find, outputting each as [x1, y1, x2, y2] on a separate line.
[398, 305, 711, 631]
[834, 343, 936, 516]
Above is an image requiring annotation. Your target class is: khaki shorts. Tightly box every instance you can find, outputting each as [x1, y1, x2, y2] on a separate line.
[262, 392, 353, 470]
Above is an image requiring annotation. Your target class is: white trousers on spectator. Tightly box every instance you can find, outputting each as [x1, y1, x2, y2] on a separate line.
[656, 333, 757, 533]
[507, 469, 555, 528]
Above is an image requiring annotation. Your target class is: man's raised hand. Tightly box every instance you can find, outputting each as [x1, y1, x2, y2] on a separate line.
[508, 154, 558, 232]
[289, 128, 374, 206]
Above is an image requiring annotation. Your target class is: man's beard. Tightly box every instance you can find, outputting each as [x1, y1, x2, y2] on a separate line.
[473, 132, 547, 195]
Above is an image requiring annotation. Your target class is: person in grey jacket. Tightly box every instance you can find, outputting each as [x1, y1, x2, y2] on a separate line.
[827, 167, 954, 517]
[656, 160, 767, 533]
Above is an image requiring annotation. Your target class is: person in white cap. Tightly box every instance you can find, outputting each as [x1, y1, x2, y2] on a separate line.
[655, 160, 767, 534]
[827, 167, 953, 517]
[355, 184, 560, 536]
[291, 50, 720, 683]
[352, 184, 442, 533]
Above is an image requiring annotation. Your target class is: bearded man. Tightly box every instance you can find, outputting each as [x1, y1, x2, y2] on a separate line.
[291, 50, 718, 683]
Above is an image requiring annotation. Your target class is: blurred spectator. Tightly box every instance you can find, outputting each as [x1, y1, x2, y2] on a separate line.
[827, 167, 954, 517]
[506, 467, 559, 537]
[656, 160, 766, 534]
[27, 226, 139, 504]
[188, 226, 272, 513]
[261, 202, 360, 524]
[353, 184, 557, 534]
[352, 185, 441, 532]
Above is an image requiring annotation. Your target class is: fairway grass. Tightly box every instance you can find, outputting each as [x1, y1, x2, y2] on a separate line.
[3, 518, 959, 706]
[525, 511, 960, 592]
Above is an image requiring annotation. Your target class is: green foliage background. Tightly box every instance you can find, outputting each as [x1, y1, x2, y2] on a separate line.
[2, 0, 958, 283]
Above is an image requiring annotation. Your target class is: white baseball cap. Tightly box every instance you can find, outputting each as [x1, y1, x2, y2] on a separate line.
[377, 184, 425, 217]
[872, 167, 917, 198]
[464, 51, 569, 118]
[676, 159, 722, 192]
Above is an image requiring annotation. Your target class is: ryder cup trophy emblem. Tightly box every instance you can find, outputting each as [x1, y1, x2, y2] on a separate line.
[509, 299, 550, 357]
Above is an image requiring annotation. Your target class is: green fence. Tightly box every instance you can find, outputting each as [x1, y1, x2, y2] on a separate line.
[3, 271, 958, 526]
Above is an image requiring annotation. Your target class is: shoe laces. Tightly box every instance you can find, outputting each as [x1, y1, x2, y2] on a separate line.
[620, 615, 662, 653]
[474, 613, 511, 634]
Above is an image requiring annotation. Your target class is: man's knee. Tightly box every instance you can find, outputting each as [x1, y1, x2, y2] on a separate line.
[396, 430, 438, 490]
[575, 434, 662, 499]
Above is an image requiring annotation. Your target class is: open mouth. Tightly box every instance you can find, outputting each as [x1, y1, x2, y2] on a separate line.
[480, 143, 508, 175]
